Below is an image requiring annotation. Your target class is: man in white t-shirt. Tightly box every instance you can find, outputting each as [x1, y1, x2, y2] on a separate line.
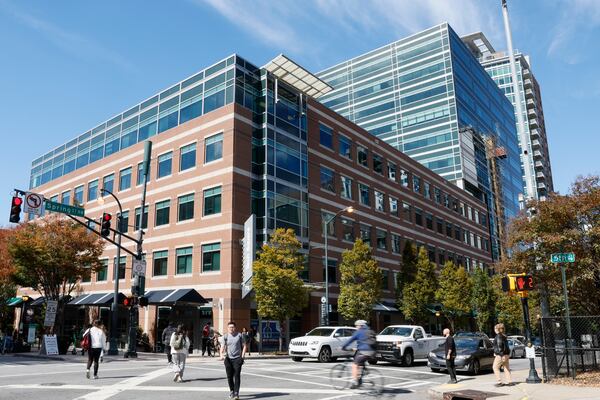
[84, 319, 107, 379]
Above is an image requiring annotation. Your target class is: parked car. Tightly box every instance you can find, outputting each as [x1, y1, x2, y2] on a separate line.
[375, 325, 445, 366]
[288, 326, 356, 362]
[455, 331, 490, 341]
[428, 337, 495, 375]
[532, 337, 542, 356]
[507, 338, 526, 358]
[507, 335, 527, 345]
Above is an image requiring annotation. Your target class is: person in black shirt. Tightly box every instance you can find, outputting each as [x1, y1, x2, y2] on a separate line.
[492, 323, 512, 386]
[443, 328, 458, 384]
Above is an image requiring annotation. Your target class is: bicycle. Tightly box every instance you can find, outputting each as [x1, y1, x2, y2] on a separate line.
[329, 353, 384, 395]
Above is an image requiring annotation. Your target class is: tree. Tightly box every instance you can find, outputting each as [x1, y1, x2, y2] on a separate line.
[492, 275, 523, 334]
[396, 241, 417, 309]
[401, 247, 437, 325]
[471, 267, 497, 334]
[0, 228, 17, 333]
[8, 216, 104, 334]
[435, 261, 472, 331]
[338, 239, 382, 322]
[252, 228, 307, 351]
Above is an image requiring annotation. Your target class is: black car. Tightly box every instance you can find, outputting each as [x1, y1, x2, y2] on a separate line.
[427, 337, 495, 375]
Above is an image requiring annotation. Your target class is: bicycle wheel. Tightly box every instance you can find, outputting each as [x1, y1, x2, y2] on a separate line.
[362, 367, 384, 395]
[329, 363, 352, 390]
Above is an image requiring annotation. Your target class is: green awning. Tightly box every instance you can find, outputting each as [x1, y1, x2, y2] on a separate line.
[6, 297, 23, 307]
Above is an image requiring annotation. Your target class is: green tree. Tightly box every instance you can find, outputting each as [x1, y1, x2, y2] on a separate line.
[471, 267, 497, 334]
[401, 247, 437, 325]
[338, 239, 382, 321]
[435, 261, 472, 331]
[252, 228, 308, 351]
[0, 228, 17, 333]
[8, 217, 105, 335]
[396, 241, 417, 309]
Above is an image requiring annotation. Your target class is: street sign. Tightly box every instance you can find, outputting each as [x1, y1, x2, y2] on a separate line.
[23, 192, 44, 215]
[44, 199, 85, 217]
[241, 214, 256, 299]
[551, 253, 575, 263]
[43, 335, 59, 355]
[525, 345, 536, 359]
[44, 300, 58, 327]
[132, 259, 146, 277]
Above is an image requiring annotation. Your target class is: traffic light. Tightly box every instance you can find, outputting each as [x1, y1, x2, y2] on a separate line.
[101, 213, 112, 237]
[515, 275, 534, 291]
[501, 276, 512, 292]
[138, 296, 148, 307]
[9, 196, 23, 223]
[122, 296, 135, 307]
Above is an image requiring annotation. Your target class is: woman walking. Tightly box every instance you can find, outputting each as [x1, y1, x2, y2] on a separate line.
[492, 323, 513, 387]
[170, 324, 190, 382]
[84, 320, 107, 379]
[241, 327, 250, 356]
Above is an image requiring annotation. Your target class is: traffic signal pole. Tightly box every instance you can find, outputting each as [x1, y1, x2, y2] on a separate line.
[520, 291, 542, 383]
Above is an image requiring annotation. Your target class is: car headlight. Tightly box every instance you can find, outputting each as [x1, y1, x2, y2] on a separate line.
[309, 340, 319, 345]
[456, 355, 470, 360]
[395, 341, 403, 347]
[428, 352, 436, 358]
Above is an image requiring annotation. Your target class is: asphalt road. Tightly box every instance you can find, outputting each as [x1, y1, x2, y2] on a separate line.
[0, 354, 535, 400]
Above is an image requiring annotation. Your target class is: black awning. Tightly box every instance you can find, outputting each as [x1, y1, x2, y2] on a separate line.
[68, 292, 125, 306]
[144, 288, 207, 305]
[30, 297, 46, 307]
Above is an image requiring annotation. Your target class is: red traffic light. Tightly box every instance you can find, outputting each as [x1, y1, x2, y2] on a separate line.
[12, 197, 23, 206]
[9, 196, 23, 223]
[103, 213, 112, 221]
[123, 296, 135, 307]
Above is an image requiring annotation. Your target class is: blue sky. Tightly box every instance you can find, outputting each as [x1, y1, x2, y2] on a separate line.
[1, 0, 599, 226]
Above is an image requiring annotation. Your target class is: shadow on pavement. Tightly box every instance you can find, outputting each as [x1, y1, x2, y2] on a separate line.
[181, 377, 225, 383]
[238, 393, 288, 399]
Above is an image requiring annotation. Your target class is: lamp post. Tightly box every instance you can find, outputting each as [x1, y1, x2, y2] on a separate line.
[323, 206, 353, 325]
[98, 188, 123, 356]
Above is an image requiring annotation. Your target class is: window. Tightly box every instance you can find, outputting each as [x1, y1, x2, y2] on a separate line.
[424, 182, 431, 199]
[203, 186, 222, 216]
[360, 224, 371, 246]
[323, 258, 337, 284]
[74, 185, 84, 205]
[391, 234, 401, 253]
[319, 123, 333, 149]
[438, 249, 446, 265]
[339, 135, 352, 159]
[400, 169, 409, 187]
[357, 146, 368, 167]
[374, 190, 384, 212]
[437, 218, 444, 234]
[403, 202, 412, 222]
[376, 229, 387, 250]
[118, 210, 129, 233]
[202, 243, 221, 272]
[340, 176, 353, 199]
[359, 184, 370, 206]
[446, 222, 453, 237]
[455, 225, 461, 241]
[155, 200, 170, 226]
[96, 259, 108, 281]
[434, 187, 442, 204]
[153, 250, 168, 276]
[322, 212, 335, 236]
[176, 247, 193, 274]
[413, 175, 421, 193]
[102, 174, 114, 195]
[415, 208, 423, 226]
[341, 218, 354, 241]
[61, 190, 70, 205]
[373, 154, 383, 174]
[137, 162, 150, 185]
[426, 213, 433, 230]
[428, 247, 436, 263]
[119, 167, 132, 191]
[135, 205, 148, 230]
[320, 166, 335, 192]
[157, 152, 172, 178]
[178, 194, 194, 221]
[205, 133, 223, 163]
[381, 270, 389, 290]
[389, 196, 398, 217]
[180, 143, 196, 171]
[388, 161, 397, 181]
[115, 256, 126, 280]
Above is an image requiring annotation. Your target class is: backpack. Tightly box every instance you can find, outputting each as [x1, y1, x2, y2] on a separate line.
[81, 331, 91, 351]
[202, 325, 210, 338]
[364, 329, 377, 347]
[173, 334, 184, 350]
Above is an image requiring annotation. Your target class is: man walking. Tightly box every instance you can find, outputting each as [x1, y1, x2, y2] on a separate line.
[443, 328, 458, 384]
[201, 322, 212, 356]
[84, 320, 107, 379]
[162, 321, 176, 365]
[220, 321, 247, 400]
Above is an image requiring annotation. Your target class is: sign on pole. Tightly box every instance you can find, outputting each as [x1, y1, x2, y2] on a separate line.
[241, 214, 256, 299]
[44, 199, 85, 217]
[132, 259, 146, 277]
[23, 192, 44, 215]
[551, 253, 575, 263]
[44, 300, 58, 327]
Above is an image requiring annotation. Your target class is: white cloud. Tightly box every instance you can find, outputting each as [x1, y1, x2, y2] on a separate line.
[547, 0, 600, 58]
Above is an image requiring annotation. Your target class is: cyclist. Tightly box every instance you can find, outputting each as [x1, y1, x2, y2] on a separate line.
[341, 319, 376, 389]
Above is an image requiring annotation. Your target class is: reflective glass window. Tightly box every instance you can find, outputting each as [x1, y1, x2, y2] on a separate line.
[176, 247, 193, 274]
[102, 174, 114, 195]
[205, 133, 223, 163]
[119, 167, 132, 191]
[202, 243, 221, 272]
[155, 200, 170, 226]
[178, 193, 194, 221]
[180, 143, 196, 171]
[153, 250, 168, 276]
[319, 124, 333, 149]
[203, 186, 222, 215]
[158, 152, 173, 178]
[88, 180, 98, 201]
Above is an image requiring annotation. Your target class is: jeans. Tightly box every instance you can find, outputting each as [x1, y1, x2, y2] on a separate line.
[173, 353, 187, 378]
[164, 345, 172, 363]
[446, 358, 457, 382]
[202, 337, 211, 356]
[87, 348, 102, 376]
[224, 357, 243, 394]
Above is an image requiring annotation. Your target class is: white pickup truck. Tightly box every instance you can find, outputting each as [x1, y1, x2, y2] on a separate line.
[374, 325, 445, 366]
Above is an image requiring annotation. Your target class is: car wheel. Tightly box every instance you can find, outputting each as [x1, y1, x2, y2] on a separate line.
[318, 346, 332, 363]
[292, 357, 303, 362]
[403, 349, 414, 367]
[470, 359, 481, 375]
[430, 368, 441, 373]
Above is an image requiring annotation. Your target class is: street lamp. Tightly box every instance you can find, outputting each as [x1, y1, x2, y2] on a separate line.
[323, 205, 354, 325]
[98, 188, 123, 356]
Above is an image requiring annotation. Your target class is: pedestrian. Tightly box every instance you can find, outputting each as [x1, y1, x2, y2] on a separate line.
[162, 321, 176, 365]
[170, 324, 190, 382]
[443, 328, 458, 384]
[220, 321, 247, 400]
[80, 324, 91, 356]
[202, 322, 212, 356]
[99, 322, 108, 362]
[84, 320, 107, 379]
[249, 326, 257, 354]
[493, 323, 513, 386]
[241, 327, 250, 356]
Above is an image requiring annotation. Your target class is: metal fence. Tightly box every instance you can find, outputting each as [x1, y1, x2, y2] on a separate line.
[540, 316, 600, 382]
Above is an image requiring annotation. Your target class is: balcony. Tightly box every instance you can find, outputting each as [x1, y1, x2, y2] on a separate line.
[524, 78, 533, 88]
[536, 171, 546, 179]
[532, 139, 541, 149]
[534, 161, 544, 169]
[522, 68, 531, 78]
[526, 99, 535, 106]
[529, 118, 539, 128]
[537, 182, 546, 189]
[525, 89, 535, 99]
[528, 107, 538, 117]
[533, 150, 543, 159]
[530, 128, 540, 138]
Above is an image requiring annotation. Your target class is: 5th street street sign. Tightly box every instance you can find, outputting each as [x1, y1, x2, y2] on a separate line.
[551, 252, 575, 263]
[44, 199, 85, 217]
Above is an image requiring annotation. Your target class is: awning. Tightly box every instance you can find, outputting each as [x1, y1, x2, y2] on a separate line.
[68, 292, 125, 306]
[373, 301, 399, 312]
[6, 297, 23, 307]
[264, 54, 333, 98]
[30, 297, 47, 307]
[144, 288, 207, 305]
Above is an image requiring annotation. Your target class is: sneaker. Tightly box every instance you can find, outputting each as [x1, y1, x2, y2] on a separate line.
[494, 382, 504, 387]
[233, 394, 240, 400]
[228, 392, 235, 399]
[86, 370, 90, 379]
[447, 380, 457, 384]
[93, 375, 98, 380]
[173, 373, 179, 382]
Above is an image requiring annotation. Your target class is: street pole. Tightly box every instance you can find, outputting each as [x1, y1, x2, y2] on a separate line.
[560, 263, 575, 378]
[520, 292, 541, 383]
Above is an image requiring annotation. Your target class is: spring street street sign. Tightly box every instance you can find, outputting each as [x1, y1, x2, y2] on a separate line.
[44, 199, 85, 217]
[551, 252, 575, 263]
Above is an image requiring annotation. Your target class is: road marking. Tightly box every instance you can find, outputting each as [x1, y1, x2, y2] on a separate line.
[0, 365, 158, 379]
[73, 367, 170, 400]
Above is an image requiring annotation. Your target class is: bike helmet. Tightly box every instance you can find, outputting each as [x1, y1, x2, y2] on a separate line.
[354, 319, 368, 327]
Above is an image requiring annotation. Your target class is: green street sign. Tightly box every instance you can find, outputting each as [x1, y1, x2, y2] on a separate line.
[44, 200, 85, 217]
[550, 252, 575, 263]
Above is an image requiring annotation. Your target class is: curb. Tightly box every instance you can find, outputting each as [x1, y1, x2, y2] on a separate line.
[12, 353, 66, 361]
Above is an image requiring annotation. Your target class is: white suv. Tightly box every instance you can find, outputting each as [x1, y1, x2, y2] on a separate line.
[289, 326, 356, 362]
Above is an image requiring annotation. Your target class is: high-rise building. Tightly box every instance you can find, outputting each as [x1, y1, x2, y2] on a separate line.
[318, 23, 524, 258]
[23, 54, 492, 346]
[462, 32, 553, 200]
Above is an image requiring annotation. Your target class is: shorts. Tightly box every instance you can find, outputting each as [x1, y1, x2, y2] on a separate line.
[354, 353, 372, 366]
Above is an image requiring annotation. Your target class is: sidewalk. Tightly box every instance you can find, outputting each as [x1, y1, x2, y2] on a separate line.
[428, 368, 599, 400]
